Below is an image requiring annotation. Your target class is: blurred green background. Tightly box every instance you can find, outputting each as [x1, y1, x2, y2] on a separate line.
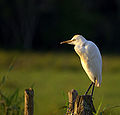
[0, 0, 120, 115]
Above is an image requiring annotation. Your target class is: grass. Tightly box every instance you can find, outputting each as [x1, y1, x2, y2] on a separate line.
[0, 50, 120, 114]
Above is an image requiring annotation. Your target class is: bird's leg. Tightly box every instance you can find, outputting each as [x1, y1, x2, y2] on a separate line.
[91, 83, 95, 97]
[85, 82, 93, 95]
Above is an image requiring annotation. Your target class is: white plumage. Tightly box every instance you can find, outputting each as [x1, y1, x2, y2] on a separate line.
[60, 35, 102, 89]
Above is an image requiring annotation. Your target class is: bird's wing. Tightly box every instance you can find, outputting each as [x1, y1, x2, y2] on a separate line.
[81, 41, 102, 87]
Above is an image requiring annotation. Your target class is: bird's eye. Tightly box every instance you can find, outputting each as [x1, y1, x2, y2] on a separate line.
[72, 39, 76, 41]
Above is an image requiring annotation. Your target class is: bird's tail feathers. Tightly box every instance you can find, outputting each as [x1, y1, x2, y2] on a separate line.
[95, 82, 100, 87]
[95, 76, 102, 87]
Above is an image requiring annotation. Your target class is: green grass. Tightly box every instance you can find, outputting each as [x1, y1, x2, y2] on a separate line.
[0, 50, 120, 115]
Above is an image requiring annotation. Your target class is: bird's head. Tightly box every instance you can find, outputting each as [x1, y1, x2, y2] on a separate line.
[60, 35, 86, 46]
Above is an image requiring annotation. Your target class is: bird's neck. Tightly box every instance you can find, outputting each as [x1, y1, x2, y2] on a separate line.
[74, 38, 87, 57]
[77, 38, 87, 46]
[76, 39, 87, 47]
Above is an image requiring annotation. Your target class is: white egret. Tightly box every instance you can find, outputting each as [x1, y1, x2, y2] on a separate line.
[60, 35, 102, 96]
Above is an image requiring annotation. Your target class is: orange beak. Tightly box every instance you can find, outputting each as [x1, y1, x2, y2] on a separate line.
[60, 40, 73, 44]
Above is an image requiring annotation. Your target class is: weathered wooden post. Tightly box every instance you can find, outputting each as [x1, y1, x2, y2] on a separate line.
[67, 89, 78, 114]
[24, 88, 34, 115]
[66, 89, 96, 115]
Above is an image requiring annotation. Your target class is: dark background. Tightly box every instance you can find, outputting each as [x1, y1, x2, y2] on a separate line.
[0, 0, 120, 52]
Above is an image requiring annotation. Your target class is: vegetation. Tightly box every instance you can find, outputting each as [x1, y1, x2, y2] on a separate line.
[0, 56, 24, 114]
[0, 50, 120, 115]
[0, 0, 120, 51]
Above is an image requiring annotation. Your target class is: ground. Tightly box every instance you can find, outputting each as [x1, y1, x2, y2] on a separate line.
[0, 50, 120, 115]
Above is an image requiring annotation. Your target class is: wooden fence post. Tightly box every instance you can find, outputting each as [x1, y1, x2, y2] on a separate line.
[66, 89, 96, 115]
[24, 88, 34, 115]
[67, 89, 78, 114]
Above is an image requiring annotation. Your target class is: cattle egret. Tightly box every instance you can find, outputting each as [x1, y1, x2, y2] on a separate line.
[60, 35, 102, 96]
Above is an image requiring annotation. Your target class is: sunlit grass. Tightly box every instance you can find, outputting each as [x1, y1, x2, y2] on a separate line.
[0, 50, 120, 114]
